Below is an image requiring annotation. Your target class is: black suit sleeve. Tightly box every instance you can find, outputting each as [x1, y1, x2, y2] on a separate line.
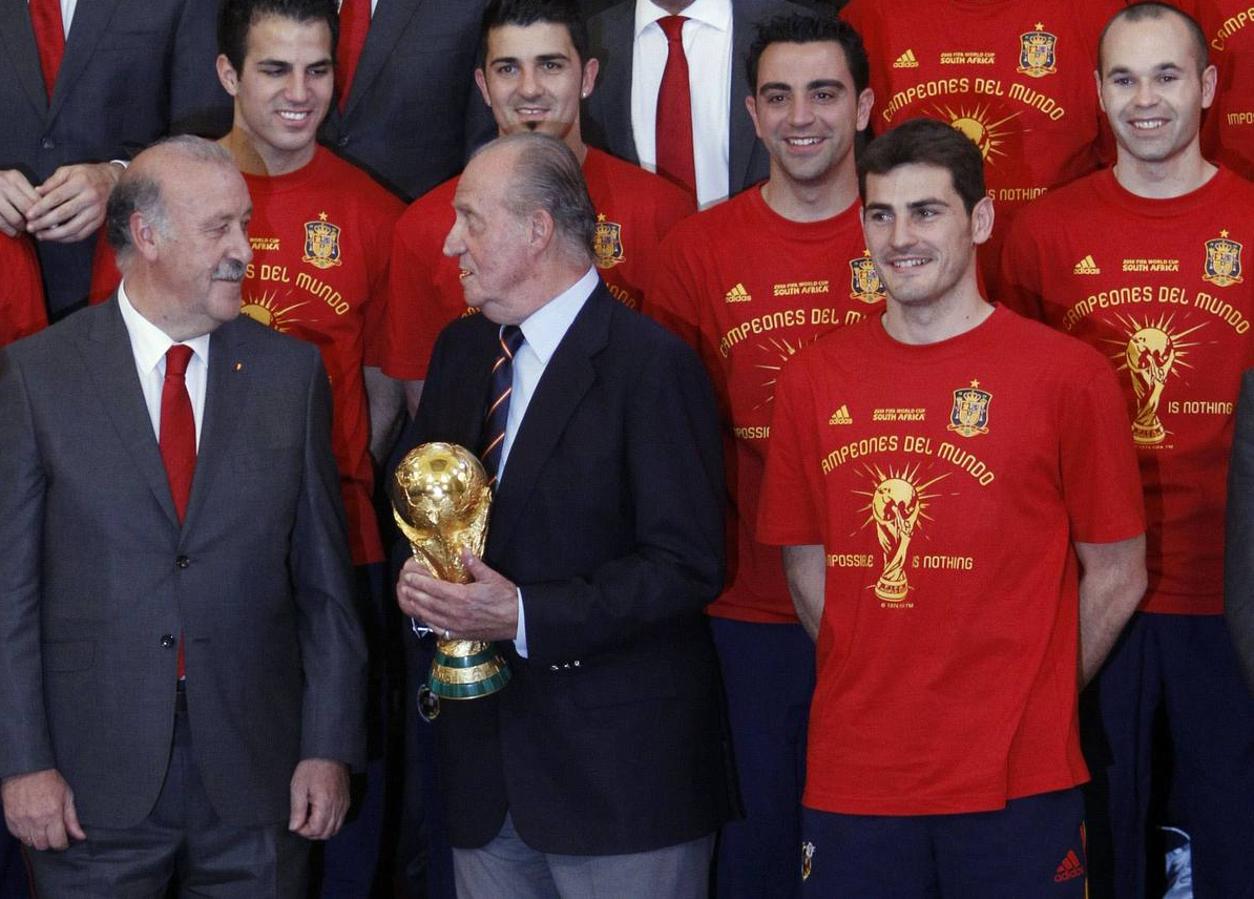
[520, 338, 725, 664]
[169, 0, 233, 138]
[1225, 370, 1254, 696]
[291, 355, 369, 768]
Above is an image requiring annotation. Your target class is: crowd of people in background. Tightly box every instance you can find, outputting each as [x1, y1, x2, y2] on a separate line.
[1, 0, 1253, 897]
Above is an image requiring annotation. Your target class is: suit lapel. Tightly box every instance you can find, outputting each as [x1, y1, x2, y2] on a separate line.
[728, 4, 758, 194]
[49, 0, 122, 121]
[81, 299, 181, 529]
[588, 3, 638, 164]
[489, 288, 612, 555]
[341, 0, 420, 120]
[182, 317, 251, 533]
[0, 0, 51, 119]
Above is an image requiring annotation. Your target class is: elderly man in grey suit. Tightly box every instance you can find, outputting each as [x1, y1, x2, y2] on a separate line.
[0, 135, 366, 897]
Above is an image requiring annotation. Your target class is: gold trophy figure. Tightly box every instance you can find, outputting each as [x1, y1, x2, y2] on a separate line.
[391, 443, 510, 715]
[871, 477, 920, 602]
[1126, 327, 1175, 446]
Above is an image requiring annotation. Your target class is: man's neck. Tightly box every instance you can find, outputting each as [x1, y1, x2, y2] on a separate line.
[761, 159, 858, 223]
[220, 129, 316, 177]
[1113, 142, 1217, 199]
[122, 273, 211, 343]
[881, 284, 992, 346]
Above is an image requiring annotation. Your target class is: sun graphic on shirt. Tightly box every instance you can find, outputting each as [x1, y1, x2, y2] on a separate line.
[239, 291, 308, 334]
[935, 104, 1022, 163]
[754, 333, 820, 410]
[852, 463, 948, 534]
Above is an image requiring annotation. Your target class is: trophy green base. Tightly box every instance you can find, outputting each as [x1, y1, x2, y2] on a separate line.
[428, 640, 512, 700]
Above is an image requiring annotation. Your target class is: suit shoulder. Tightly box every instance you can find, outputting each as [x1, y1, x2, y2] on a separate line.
[4, 302, 103, 366]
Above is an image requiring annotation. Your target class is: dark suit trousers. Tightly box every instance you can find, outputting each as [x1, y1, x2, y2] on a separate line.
[26, 698, 310, 898]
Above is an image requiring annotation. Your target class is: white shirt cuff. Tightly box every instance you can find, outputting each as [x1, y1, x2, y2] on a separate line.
[513, 586, 528, 658]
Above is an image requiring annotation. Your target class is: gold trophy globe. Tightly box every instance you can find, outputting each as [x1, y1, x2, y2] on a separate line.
[391, 443, 510, 712]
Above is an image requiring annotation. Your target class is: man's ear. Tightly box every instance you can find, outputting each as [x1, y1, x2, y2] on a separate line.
[217, 54, 240, 97]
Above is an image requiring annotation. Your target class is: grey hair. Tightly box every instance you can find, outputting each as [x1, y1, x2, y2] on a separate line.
[479, 132, 596, 266]
[106, 135, 236, 263]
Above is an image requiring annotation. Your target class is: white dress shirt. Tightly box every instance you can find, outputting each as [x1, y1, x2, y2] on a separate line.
[630, 0, 733, 208]
[499, 266, 599, 657]
[116, 282, 210, 449]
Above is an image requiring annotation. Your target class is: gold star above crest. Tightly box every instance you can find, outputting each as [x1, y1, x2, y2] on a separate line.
[597, 213, 607, 222]
[970, 379, 981, 388]
[318, 211, 329, 221]
[863, 248, 872, 257]
[1221, 229, 1230, 238]
[1035, 22, 1044, 30]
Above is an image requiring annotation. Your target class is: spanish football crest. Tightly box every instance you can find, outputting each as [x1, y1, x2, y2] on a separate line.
[1017, 23, 1057, 78]
[947, 380, 991, 437]
[1203, 230, 1243, 287]
[593, 213, 625, 269]
[302, 212, 343, 269]
[849, 250, 886, 304]
[801, 841, 815, 881]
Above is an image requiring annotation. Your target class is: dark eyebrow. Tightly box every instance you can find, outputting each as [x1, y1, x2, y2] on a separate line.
[806, 79, 845, 92]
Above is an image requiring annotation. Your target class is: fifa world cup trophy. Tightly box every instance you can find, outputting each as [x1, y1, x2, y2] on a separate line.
[1126, 327, 1175, 446]
[391, 443, 510, 717]
[872, 477, 920, 602]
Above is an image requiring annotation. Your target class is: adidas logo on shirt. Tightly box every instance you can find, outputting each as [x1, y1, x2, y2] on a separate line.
[1053, 850, 1086, 882]
[725, 283, 752, 303]
[828, 404, 853, 425]
[1073, 254, 1101, 275]
[893, 49, 919, 68]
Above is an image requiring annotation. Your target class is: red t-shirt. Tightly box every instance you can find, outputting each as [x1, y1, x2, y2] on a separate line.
[381, 146, 694, 380]
[1001, 166, 1254, 615]
[1186, 0, 1254, 180]
[646, 187, 882, 624]
[89, 148, 403, 565]
[842, 0, 1119, 295]
[758, 307, 1144, 815]
[1, 234, 47, 346]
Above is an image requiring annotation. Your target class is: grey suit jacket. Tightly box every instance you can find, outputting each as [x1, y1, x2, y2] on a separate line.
[0, 0, 230, 317]
[319, 0, 494, 201]
[0, 300, 366, 828]
[583, 0, 813, 200]
[1225, 370, 1254, 696]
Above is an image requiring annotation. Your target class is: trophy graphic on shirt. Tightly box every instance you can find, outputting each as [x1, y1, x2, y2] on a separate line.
[871, 476, 920, 602]
[391, 443, 510, 718]
[1125, 326, 1175, 446]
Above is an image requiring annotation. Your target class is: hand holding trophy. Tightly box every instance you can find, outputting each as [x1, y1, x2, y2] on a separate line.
[391, 442, 511, 720]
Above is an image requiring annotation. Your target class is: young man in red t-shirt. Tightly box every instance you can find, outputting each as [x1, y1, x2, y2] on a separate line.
[646, 14, 875, 897]
[380, 0, 693, 416]
[216, 2, 400, 894]
[841, 0, 1121, 298]
[759, 118, 1146, 896]
[1000, 5, 1254, 896]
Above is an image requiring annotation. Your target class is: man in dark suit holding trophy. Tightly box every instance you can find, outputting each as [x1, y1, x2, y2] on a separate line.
[394, 130, 735, 898]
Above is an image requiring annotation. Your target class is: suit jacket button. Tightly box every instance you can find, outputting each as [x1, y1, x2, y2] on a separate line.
[549, 665, 559, 672]
[40, 136, 54, 150]
[161, 634, 177, 648]
[337, 135, 350, 147]
[176, 555, 190, 569]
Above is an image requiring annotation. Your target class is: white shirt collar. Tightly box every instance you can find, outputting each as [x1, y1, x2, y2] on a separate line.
[116, 281, 212, 374]
[635, 0, 731, 38]
[516, 267, 600, 365]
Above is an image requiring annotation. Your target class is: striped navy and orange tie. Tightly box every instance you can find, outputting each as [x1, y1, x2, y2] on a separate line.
[480, 325, 524, 487]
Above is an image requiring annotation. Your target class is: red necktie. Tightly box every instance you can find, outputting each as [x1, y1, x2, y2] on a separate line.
[655, 16, 696, 197]
[481, 325, 524, 489]
[336, 0, 370, 112]
[29, 0, 65, 102]
[161, 345, 196, 679]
